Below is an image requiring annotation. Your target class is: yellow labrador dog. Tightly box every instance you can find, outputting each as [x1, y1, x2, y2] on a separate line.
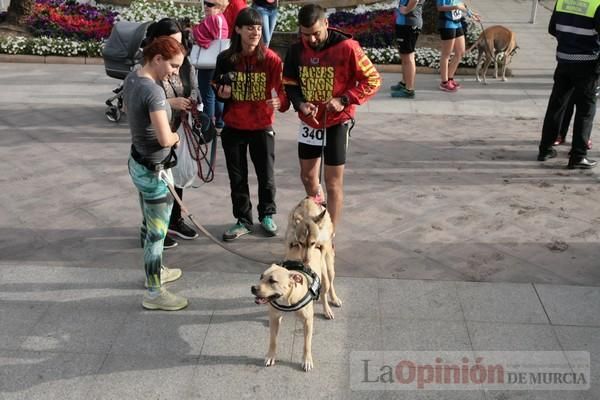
[251, 249, 322, 371]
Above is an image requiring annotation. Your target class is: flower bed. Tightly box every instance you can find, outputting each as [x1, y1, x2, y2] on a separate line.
[275, 1, 481, 68]
[277, 2, 397, 48]
[0, 0, 202, 57]
[0, 35, 103, 57]
[328, 9, 394, 48]
[28, 0, 118, 41]
[0, 0, 481, 66]
[365, 46, 479, 68]
[117, 0, 202, 24]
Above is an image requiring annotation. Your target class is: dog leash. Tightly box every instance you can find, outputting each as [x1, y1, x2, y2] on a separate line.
[180, 100, 217, 183]
[158, 169, 275, 266]
[465, 3, 494, 65]
[318, 105, 327, 197]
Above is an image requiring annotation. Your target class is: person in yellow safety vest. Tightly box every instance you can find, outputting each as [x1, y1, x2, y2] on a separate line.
[537, 0, 600, 169]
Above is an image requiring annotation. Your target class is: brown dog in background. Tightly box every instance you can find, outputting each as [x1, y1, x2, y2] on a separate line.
[468, 25, 518, 84]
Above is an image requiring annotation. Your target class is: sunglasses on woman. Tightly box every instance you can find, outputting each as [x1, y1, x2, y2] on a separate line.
[204, 1, 215, 7]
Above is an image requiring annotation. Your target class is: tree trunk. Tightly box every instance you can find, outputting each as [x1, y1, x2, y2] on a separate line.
[6, 0, 35, 25]
[422, 0, 438, 35]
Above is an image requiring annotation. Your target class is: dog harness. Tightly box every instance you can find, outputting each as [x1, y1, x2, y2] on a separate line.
[270, 260, 321, 312]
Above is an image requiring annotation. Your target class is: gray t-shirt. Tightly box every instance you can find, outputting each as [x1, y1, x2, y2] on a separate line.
[123, 71, 172, 163]
[397, 0, 426, 29]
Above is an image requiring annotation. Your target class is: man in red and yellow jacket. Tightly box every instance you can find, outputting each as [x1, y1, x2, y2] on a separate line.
[283, 3, 381, 230]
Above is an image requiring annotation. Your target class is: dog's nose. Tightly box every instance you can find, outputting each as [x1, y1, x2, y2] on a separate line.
[251, 286, 258, 295]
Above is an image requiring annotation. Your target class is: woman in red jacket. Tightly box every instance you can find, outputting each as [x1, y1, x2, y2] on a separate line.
[213, 8, 289, 241]
[223, 0, 248, 38]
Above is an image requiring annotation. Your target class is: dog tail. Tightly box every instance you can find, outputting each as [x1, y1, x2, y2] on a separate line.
[466, 35, 483, 54]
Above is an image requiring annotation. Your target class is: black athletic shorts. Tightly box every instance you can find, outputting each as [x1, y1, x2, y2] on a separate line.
[298, 122, 350, 166]
[439, 27, 464, 41]
[395, 25, 420, 54]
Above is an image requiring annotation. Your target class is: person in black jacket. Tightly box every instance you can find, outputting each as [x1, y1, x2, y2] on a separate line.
[538, 1, 600, 169]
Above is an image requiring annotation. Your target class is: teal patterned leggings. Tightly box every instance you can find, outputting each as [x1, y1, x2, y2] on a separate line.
[128, 157, 173, 289]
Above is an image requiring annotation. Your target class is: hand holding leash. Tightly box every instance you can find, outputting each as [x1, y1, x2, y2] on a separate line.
[216, 84, 232, 100]
[464, 0, 481, 21]
[466, 7, 481, 21]
[299, 101, 319, 126]
[168, 97, 192, 111]
[326, 97, 345, 113]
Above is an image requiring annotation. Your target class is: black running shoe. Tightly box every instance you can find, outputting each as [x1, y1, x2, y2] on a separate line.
[168, 218, 199, 240]
[537, 148, 557, 161]
[163, 235, 178, 249]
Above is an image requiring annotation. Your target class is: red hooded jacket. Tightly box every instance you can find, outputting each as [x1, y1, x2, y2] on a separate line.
[214, 47, 290, 131]
[283, 29, 381, 128]
[223, 0, 248, 39]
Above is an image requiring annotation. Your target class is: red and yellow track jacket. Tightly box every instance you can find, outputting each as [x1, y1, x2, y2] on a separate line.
[283, 29, 381, 128]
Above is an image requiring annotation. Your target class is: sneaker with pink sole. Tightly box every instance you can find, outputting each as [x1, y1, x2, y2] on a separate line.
[448, 78, 461, 89]
[439, 81, 457, 92]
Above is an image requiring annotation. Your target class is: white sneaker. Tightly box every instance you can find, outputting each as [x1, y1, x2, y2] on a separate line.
[144, 265, 182, 288]
[142, 288, 188, 311]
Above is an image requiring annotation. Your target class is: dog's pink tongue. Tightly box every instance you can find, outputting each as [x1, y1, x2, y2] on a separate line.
[255, 297, 269, 305]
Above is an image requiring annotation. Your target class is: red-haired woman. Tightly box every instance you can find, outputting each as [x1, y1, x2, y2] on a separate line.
[123, 36, 188, 311]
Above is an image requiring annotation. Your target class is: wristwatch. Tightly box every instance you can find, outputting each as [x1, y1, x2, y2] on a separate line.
[340, 95, 350, 106]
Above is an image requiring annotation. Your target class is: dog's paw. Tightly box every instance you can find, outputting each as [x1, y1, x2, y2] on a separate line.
[302, 357, 314, 372]
[324, 307, 335, 320]
[265, 356, 276, 367]
[501, 77, 508, 82]
[331, 296, 343, 308]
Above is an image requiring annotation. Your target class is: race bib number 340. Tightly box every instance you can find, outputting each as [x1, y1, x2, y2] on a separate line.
[298, 122, 326, 146]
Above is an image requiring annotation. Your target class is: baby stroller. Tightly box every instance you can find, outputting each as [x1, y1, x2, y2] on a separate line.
[102, 20, 151, 122]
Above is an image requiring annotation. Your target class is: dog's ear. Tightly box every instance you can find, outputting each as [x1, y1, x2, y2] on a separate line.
[313, 209, 327, 224]
[290, 272, 304, 285]
[293, 212, 304, 225]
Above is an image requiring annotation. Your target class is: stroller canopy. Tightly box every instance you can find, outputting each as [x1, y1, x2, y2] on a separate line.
[103, 20, 151, 79]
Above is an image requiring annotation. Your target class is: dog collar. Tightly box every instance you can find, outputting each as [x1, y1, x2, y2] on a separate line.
[270, 260, 321, 312]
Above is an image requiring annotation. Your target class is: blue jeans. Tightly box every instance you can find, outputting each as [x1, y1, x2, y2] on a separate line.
[197, 68, 224, 128]
[252, 5, 278, 46]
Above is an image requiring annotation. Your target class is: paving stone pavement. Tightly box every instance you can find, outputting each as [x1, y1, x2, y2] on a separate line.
[1, 1, 600, 399]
